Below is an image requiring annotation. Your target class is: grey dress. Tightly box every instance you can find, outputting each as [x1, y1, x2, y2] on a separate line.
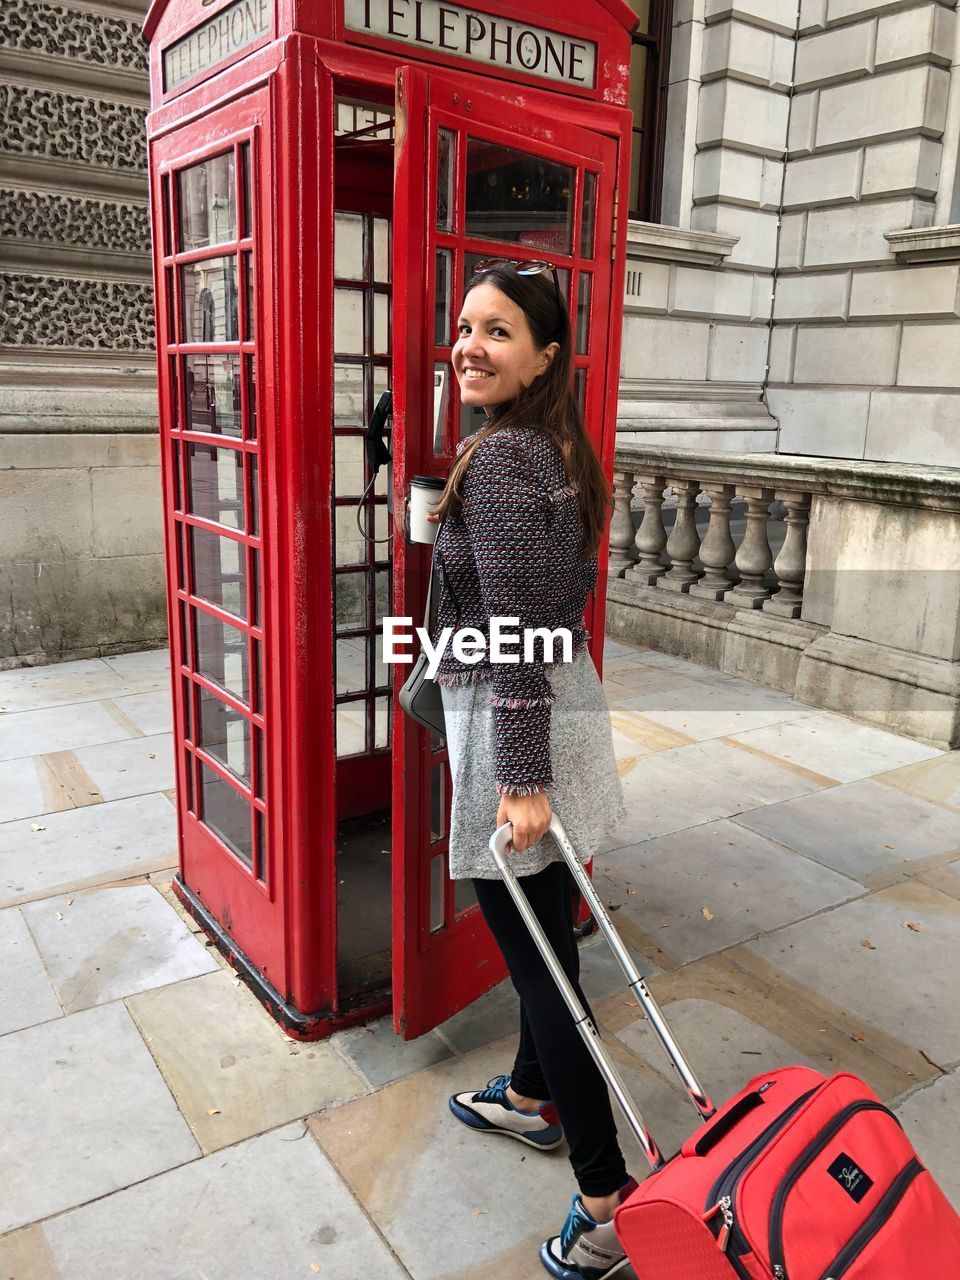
[441, 647, 626, 880]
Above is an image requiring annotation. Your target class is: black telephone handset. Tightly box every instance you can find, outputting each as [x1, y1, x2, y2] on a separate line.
[365, 388, 393, 513]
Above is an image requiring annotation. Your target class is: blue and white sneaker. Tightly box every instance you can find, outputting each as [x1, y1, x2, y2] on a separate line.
[449, 1074, 564, 1150]
[539, 1179, 640, 1280]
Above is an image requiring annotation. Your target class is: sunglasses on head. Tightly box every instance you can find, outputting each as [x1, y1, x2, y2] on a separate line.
[472, 258, 564, 313]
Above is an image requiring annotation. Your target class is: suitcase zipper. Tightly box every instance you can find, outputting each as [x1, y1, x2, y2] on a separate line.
[818, 1158, 923, 1280]
[768, 1100, 901, 1280]
[703, 1088, 818, 1272]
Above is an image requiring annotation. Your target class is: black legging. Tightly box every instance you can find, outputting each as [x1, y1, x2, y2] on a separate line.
[473, 861, 628, 1198]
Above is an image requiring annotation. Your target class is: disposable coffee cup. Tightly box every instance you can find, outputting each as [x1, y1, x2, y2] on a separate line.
[409, 475, 445, 544]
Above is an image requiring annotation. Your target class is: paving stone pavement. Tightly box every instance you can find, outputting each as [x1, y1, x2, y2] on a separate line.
[0, 642, 958, 1279]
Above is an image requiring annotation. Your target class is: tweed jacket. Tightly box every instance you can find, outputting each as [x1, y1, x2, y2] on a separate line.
[431, 425, 598, 797]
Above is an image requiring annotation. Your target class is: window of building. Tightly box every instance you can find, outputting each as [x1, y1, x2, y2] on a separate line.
[627, 0, 673, 222]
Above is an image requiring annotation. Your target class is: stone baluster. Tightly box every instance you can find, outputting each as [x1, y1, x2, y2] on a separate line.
[659, 479, 702, 592]
[689, 483, 737, 600]
[730, 486, 775, 606]
[626, 473, 668, 585]
[608, 468, 639, 576]
[764, 490, 811, 618]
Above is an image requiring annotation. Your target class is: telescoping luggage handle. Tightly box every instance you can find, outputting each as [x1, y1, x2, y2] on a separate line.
[489, 815, 716, 1172]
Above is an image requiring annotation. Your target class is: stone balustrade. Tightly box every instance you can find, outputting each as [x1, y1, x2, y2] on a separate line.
[606, 444, 960, 750]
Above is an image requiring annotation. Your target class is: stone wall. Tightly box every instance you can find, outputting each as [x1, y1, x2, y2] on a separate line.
[621, 0, 960, 470]
[0, 0, 164, 669]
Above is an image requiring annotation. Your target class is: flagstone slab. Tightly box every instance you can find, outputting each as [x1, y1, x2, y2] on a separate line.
[0, 1002, 200, 1234]
[0, 906, 62, 1035]
[0, 756, 55, 823]
[746, 881, 960, 1065]
[22, 885, 219, 1014]
[0, 658, 129, 713]
[125, 969, 368, 1152]
[0, 793, 178, 908]
[0, 701, 137, 763]
[73, 732, 175, 801]
[336, 1016, 454, 1087]
[596, 820, 860, 966]
[43, 1122, 411, 1280]
[109, 691, 173, 736]
[728, 714, 942, 784]
[619, 679, 818, 743]
[603, 754, 791, 850]
[894, 1071, 960, 1209]
[0, 1224, 63, 1280]
[659, 737, 836, 807]
[734, 779, 960, 884]
[874, 752, 960, 811]
[101, 647, 172, 693]
[614, 998, 826, 1112]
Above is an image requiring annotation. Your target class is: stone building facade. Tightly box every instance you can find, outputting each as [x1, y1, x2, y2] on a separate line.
[0, 0, 163, 669]
[610, 0, 960, 749]
[622, 0, 960, 465]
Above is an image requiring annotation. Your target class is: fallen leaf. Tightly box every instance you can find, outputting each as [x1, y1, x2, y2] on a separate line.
[311, 1266, 320, 1274]
[607, 902, 621, 912]
[701, 907, 715, 921]
[207, 1108, 220, 1116]
[66, 898, 74, 906]
[851, 1032, 865, 1042]
[660, 922, 670, 929]
[31, 823, 45, 832]
[56, 911, 64, 921]
[148, 753, 156, 760]
[860, 939, 876, 950]
[626, 888, 636, 896]
[884, 843, 895, 849]
[902, 921, 922, 932]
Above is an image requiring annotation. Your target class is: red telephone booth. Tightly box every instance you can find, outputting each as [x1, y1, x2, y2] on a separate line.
[143, 0, 636, 1040]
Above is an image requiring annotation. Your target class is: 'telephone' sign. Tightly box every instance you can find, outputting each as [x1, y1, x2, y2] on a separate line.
[163, 0, 270, 91]
[344, 0, 597, 89]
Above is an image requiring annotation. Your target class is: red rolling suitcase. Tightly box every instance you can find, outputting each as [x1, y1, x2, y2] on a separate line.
[490, 817, 960, 1280]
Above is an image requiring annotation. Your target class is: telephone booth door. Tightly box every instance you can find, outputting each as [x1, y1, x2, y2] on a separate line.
[391, 67, 621, 1038]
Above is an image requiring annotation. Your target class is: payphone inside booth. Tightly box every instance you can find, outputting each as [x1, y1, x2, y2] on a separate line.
[143, 0, 637, 1041]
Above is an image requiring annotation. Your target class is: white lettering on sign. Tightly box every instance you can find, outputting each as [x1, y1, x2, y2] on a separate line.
[344, 0, 597, 89]
[163, 0, 271, 91]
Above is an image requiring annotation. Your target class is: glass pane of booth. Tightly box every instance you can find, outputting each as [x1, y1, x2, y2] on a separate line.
[336, 213, 366, 280]
[436, 129, 455, 232]
[186, 443, 244, 529]
[465, 140, 574, 253]
[195, 610, 249, 702]
[581, 170, 597, 259]
[576, 273, 592, 355]
[184, 355, 243, 437]
[334, 363, 364, 428]
[199, 686, 250, 783]
[334, 434, 365, 497]
[199, 762, 252, 868]
[191, 526, 247, 619]
[337, 637, 366, 696]
[181, 258, 239, 343]
[335, 288, 364, 354]
[178, 152, 237, 251]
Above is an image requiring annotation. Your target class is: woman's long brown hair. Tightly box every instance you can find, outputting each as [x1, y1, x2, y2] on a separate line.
[435, 264, 611, 560]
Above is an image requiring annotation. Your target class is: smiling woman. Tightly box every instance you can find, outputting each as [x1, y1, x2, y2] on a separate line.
[426, 260, 633, 1279]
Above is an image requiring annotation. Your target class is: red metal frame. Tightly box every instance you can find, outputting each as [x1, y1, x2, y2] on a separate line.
[144, 0, 634, 1042]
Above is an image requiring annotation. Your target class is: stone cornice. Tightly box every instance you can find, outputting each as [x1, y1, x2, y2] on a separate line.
[626, 219, 740, 266]
[614, 442, 960, 510]
[885, 225, 960, 263]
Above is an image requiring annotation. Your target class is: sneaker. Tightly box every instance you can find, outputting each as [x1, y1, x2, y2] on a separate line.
[448, 1074, 564, 1150]
[539, 1178, 640, 1280]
